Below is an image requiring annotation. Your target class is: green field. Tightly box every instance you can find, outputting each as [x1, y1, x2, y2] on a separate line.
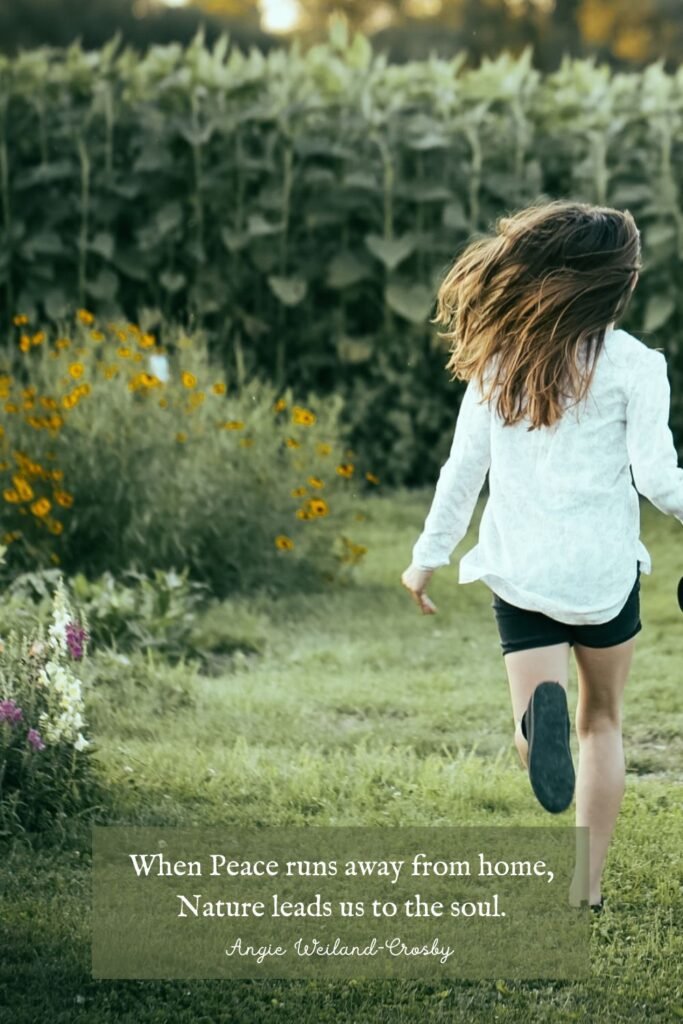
[1, 489, 682, 1023]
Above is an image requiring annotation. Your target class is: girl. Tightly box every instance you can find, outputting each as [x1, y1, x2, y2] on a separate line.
[401, 198, 683, 912]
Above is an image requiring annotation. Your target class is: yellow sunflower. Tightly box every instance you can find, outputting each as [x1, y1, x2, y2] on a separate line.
[30, 497, 51, 518]
[291, 405, 316, 426]
[306, 497, 329, 517]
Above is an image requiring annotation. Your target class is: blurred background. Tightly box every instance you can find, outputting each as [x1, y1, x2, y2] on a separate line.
[1, 0, 682, 69]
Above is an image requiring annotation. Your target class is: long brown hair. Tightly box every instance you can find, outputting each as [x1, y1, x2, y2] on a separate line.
[433, 198, 642, 429]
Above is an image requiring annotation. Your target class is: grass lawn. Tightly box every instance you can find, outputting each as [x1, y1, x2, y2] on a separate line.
[1, 489, 682, 1023]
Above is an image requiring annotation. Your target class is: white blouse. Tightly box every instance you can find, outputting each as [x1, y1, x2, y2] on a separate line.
[411, 327, 683, 624]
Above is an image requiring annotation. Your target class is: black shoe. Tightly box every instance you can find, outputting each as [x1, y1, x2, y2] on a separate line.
[525, 681, 575, 814]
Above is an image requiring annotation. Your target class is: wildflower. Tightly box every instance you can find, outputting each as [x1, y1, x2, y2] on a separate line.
[284, 437, 300, 449]
[221, 420, 245, 430]
[0, 699, 23, 724]
[316, 442, 332, 456]
[31, 331, 45, 346]
[75, 383, 91, 397]
[19, 335, 31, 353]
[117, 347, 132, 359]
[50, 469, 64, 482]
[69, 363, 85, 379]
[3, 489, 20, 503]
[274, 535, 295, 551]
[90, 330, 105, 342]
[292, 405, 316, 426]
[365, 472, 380, 485]
[27, 728, 46, 751]
[65, 622, 88, 660]
[31, 497, 51, 517]
[12, 314, 29, 326]
[307, 476, 324, 489]
[61, 393, 79, 410]
[336, 463, 354, 478]
[48, 519, 64, 535]
[12, 476, 34, 502]
[273, 398, 287, 412]
[340, 540, 368, 565]
[40, 397, 58, 409]
[77, 309, 95, 325]
[55, 337, 71, 351]
[103, 366, 119, 379]
[47, 578, 71, 655]
[181, 371, 197, 389]
[4, 402, 18, 413]
[74, 732, 89, 752]
[212, 382, 226, 395]
[140, 333, 156, 349]
[188, 391, 205, 409]
[291, 487, 307, 498]
[305, 497, 329, 517]
[128, 372, 160, 392]
[295, 508, 312, 520]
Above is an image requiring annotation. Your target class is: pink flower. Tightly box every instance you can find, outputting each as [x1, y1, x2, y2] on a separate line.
[65, 622, 88, 660]
[27, 728, 45, 751]
[0, 699, 23, 725]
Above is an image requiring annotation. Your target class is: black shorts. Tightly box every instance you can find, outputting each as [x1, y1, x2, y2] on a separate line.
[491, 565, 642, 656]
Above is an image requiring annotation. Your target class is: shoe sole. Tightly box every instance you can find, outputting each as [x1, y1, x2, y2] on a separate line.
[526, 681, 575, 814]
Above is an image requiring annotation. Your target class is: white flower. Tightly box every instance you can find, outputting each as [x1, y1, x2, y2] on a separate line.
[74, 732, 89, 752]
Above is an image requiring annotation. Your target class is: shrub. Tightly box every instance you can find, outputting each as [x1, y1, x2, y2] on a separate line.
[0, 566, 100, 834]
[0, 314, 373, 594]
[0, 35, 681, 483]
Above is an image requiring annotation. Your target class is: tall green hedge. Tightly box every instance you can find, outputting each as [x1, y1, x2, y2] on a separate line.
[1, 22, 682, 484]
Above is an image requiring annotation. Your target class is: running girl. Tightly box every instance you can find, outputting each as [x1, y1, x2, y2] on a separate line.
[401, 198, 683, 911]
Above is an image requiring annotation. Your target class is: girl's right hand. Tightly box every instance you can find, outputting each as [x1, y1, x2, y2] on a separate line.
[400, 564, 438, 614]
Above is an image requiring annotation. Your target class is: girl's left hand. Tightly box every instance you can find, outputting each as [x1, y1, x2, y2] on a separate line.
[401, 564, 438, 614]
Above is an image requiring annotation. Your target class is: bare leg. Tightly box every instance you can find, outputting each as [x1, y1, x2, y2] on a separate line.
[502, 643, 571, 767]
[572, 637, 636, 906]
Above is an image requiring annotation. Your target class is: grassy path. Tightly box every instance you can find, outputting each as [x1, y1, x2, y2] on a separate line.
[1, 490, 682, 1022]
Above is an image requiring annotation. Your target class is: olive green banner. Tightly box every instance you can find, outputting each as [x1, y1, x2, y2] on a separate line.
[92, 826, 590, 980]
